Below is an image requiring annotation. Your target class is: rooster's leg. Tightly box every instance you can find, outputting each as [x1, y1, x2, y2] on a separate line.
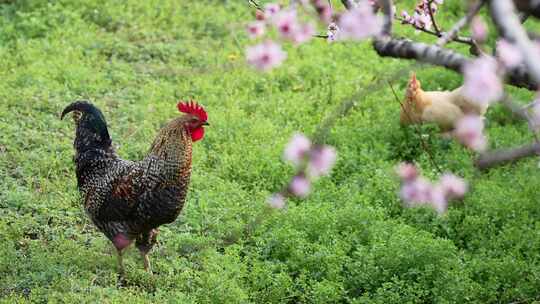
[136, 229, 158, 274]
[117, 249, 125, 275]
[141, 252, 152, 274]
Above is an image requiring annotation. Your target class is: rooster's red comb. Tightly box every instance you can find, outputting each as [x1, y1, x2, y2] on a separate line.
[177, 100, 207, 121]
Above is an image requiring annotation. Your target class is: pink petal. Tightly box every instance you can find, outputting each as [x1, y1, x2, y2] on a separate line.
[289, 175, 311, 198]
[338, 2, 382, 40]
[439, 173, 468, 199]
[246, 21, 266, 39]
[292, 23, 315, 45]
[283, 133, 311, 166]
[400, 177, 433, 205]
[471, 17, 488, 42]
[496, 39, 523, 68]
[272, 10, 299, 40]
[245, 40, 287, 72]
[264, 3, 280, 18]
[462, 56, 502, 106]
[429, 185, 448, 214]
[454, 115, 488, 152]
[308, 145, 337, 178]
[267, 193, 286, 209]
[396, 163, 419, 182]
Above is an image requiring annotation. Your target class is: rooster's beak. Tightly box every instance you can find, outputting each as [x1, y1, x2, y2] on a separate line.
[203, 121, 209, 126]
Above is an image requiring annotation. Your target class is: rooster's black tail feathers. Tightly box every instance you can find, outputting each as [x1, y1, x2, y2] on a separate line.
[61, 100, 112, 152]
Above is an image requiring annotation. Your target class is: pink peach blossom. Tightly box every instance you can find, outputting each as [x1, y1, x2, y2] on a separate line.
[247, 21, 266, 39]
[272, 10, 299, 40]
[264, 3, 280, 18]
[246, 40, 287, 71]
[308, 145, 337, 177]
[312, 0, 332, 24]
[471, 17, 488, 42]
[283, 133, 311, 166]
[496, 39, 523, 68]
[439, 173, 468, 199]
[400, 177, 433, 205]
[429, 185, 448, 214]
[292, 23, 315, 45]
[338, 2, 382, 40]
[289, 175, 311, 197]
[462, 56, 503, 106]
[454, 115, 488, 152]
[396, 163, 419, 182]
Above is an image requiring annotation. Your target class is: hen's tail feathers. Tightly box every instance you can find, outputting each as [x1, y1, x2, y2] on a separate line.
[61, 100, 112, 151]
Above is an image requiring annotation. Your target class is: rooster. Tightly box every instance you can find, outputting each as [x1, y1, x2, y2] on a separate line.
[400, 73, 487, 131]
[61, 100, 208, 275]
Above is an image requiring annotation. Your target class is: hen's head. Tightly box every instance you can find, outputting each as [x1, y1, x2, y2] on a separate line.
[405, 73, 422, 100]
[177, 100, 208, 142]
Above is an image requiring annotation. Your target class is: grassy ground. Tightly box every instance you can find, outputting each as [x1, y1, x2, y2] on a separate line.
[1, 0, 540, 303]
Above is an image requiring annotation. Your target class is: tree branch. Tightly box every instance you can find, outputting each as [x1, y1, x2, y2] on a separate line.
[373, 37, 467, 72]
[341, 0, 354, 10]
[475, 143, 540, 170]
[379, 0, 394, 36]
[372, 37, 538, 90]
[471, 0, 540, 170]
[490, 0, 540, 86]
[513, 0, 540, 19]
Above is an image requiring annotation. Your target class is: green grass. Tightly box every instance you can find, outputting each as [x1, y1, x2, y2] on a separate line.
[1, 0, 540, 303]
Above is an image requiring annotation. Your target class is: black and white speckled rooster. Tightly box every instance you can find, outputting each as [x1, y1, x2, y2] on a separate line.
[61, 100, 208, 275]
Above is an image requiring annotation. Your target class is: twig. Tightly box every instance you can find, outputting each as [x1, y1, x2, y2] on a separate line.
[247, 0, 262, 10]
[388, 80, 443, 173]
[314, 34, 329, 39]
[427, 0, 441, 35]
[436, 0, 485, 47]
[395, 17, 475, 46]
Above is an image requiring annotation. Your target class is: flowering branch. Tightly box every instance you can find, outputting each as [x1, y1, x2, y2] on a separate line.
[373, 37, 538, 90]
[240, 0, 540, 207]
[397, 163, 467, 214]
[436, 0, 485, 47]
[490, 0, 540, 86]
[469, 0, 540, 170]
